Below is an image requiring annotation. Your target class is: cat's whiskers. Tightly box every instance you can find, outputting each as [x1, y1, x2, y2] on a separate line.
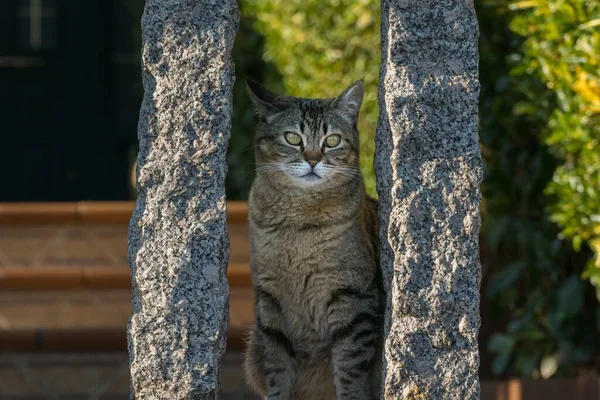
[254, 162, 283, 176]
[328, 166, 360, 180]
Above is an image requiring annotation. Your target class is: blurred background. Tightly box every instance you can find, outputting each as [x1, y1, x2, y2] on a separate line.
[0, 0, 599, 398]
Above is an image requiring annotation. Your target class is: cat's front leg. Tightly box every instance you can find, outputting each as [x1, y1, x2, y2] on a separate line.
[256, 287, 297, 400]
[328, 289, 382, 400]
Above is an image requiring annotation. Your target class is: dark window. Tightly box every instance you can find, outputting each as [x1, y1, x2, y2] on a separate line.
[16, 0, 57, 50]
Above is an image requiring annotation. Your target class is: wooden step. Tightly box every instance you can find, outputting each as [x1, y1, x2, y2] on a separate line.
[0, 351, 259, 399]
[0, 263, 252, 291]
[0, 201, 249, 224]
[0, 201, 255, 352]
[0, 352, 598, 400]
[0, 201, 253, 291]
[0, 288, 255, 352]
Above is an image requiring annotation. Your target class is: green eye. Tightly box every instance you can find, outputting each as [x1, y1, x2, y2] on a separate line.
[324, 134, 341, 148]
[285, 132, 302, 145]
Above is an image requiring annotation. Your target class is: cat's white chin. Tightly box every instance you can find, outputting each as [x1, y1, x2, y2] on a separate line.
[283, 161, 329, 188]
[301, 172, 321, 181]
[283, 170, 331, 188]
[290, 174, 326, 188]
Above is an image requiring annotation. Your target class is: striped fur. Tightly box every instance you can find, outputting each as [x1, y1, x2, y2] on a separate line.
[243, 80, 383, 400]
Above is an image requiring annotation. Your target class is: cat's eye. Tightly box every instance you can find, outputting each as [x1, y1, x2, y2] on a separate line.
[285, 132, 302, 146]
[324, 134, 341, 148]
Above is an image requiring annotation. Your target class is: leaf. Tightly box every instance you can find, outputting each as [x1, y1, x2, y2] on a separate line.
[579, 19, 600, 30]
[509, 1, 538, 11]
[488, 261, 525, 296]
[488, 333, 515, 353]
[493, 352, 511, 375]
[516, 354, 538, 377]
[540, 355, 558, 379]
[557, 275, 584, 318]
[525, 288, 544, 311]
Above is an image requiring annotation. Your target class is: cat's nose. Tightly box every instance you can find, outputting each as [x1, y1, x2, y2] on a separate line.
[303, 150, 322, 168]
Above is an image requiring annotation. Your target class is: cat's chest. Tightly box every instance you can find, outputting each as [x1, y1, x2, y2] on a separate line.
[262, 267, 339, 343]
[249, 222, 351, 271]
[250, 224, 365, 343]
[250, 230, 319, 271]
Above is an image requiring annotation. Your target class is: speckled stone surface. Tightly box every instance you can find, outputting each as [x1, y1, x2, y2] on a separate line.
[127, 0, 239, 398]
[375, 1, 482, 399]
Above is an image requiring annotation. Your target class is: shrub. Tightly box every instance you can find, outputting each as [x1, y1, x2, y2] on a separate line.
[229, 0, 600, 378]
[480, 0, 600, 378]
[508, 0, 600, 292]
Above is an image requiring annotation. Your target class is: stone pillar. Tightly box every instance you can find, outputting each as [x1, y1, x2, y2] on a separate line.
[375, 0, 482, 398]
[127, 0, 238, 398]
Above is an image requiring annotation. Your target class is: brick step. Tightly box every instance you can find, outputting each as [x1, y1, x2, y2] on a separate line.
[0, 288, 255, 352]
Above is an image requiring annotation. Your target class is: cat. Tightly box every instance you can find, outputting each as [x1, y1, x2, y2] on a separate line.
[243, 78, 383, 400]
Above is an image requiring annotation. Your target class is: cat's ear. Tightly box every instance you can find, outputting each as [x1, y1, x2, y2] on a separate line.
[331, 80, 364, 124]
[246, 78, 284, 120]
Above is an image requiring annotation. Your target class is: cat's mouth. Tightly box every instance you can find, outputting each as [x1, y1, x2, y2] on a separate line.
[301, 171, 321, 181]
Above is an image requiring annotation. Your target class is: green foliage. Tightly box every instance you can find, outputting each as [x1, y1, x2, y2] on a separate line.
[508, 0, 600, 292]
[227, 0, 600, 378]
[240, 0, 381, 196]
[479, 0, 600, 378]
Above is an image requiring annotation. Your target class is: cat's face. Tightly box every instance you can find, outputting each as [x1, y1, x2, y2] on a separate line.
[247, 79, 364, 190]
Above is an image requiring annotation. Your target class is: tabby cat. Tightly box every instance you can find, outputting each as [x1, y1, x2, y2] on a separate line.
[243, 78, 383, 400]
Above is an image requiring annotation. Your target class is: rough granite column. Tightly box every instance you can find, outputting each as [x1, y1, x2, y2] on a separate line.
[375, 0, 482, 399]
[127, 0, 238, 398]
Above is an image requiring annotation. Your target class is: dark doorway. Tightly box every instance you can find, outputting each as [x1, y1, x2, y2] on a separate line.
[0, 0, 140, 201]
